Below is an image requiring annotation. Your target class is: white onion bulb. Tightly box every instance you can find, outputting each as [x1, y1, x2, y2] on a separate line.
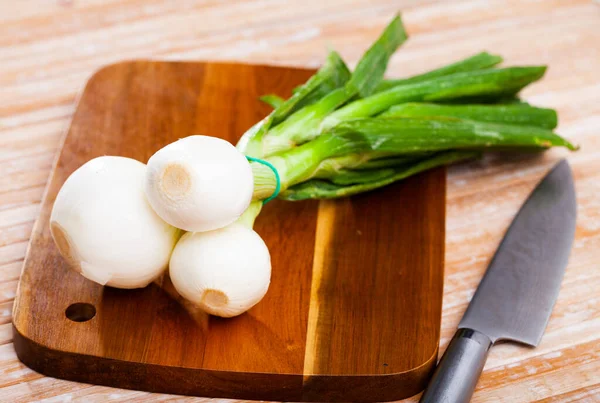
[169, 223, 271, 318]
[145, 135, 254, 232]
[49, 156, 180, 289]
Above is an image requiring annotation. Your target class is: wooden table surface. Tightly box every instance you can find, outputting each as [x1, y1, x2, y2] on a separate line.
[1, 0, 599, 402]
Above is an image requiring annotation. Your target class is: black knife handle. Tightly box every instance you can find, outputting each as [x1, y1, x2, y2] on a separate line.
[420, 328, 492, 403]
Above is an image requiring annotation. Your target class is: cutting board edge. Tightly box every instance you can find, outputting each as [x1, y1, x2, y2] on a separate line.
[83, 58, 317, 90]
[12, 323, 437, 402]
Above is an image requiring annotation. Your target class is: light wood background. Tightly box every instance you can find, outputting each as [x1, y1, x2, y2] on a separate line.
[1, 0, 599, 402]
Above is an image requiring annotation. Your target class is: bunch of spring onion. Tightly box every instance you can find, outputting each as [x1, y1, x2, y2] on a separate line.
[50, 14, 577, 317]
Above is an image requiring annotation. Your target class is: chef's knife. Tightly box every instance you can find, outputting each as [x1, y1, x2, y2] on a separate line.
[420, 159, 577, 403]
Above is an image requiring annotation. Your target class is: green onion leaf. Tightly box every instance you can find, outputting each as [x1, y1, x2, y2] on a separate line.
[259, 95, 285, 109]
[324, 66, 547, 125]
[376, 51, 503, 92]
[380, 102, 558, 129]
[348, 14, 408, 97]
[280, 151, 479, 200]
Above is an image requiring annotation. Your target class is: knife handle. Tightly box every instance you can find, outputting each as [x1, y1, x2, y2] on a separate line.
[420, 328, 492, 403]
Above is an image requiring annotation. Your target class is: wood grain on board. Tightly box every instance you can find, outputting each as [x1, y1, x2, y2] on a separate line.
[1, 0, 599, 401]
[11, 61, 445, 402]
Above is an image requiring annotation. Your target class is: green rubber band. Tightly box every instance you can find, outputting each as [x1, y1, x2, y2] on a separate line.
[246, 156, 281, 203]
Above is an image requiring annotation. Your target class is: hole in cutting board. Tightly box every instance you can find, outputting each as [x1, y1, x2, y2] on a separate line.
[65, 303, 96, 322]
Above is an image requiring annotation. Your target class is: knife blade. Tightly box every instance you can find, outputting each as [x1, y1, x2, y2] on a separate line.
[420, 159, 577, 403]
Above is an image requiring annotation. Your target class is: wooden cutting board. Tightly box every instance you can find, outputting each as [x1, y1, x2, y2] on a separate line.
[12, 61, 445, 402]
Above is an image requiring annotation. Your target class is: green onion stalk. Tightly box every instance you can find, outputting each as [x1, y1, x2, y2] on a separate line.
[234, 13, 578, 227]
[237, 116, 576, 225]
[253, 66, 548, 156]
[236, 13, 408, 226]
[238, 13, 408, 158]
